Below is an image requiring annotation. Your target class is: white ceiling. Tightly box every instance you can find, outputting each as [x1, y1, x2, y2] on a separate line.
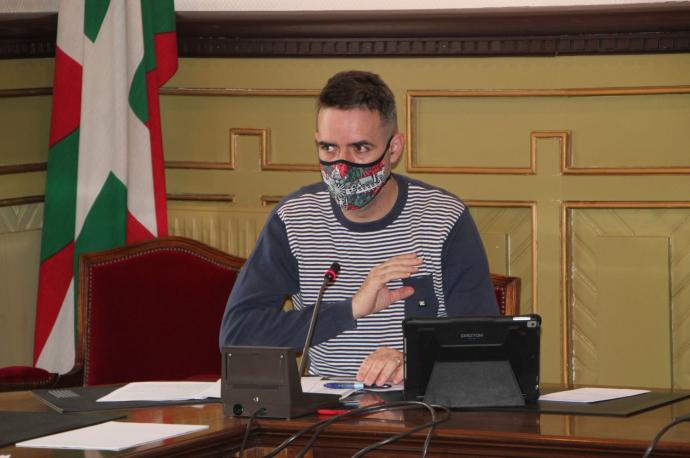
[1, 0, 688, 13]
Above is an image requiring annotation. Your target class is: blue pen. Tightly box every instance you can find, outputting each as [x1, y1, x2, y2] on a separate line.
[323, 382, 391, 390]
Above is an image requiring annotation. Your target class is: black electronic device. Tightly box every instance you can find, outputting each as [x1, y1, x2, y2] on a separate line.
[221, 262, 342, 419]
[403, 314, 541, 408]
[221, 346, 340, 419]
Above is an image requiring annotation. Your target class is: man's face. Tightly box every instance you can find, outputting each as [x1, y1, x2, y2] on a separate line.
[315, 107, 396, 165]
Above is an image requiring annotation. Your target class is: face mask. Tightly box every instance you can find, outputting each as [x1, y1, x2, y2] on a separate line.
[319, 136, 393, 210]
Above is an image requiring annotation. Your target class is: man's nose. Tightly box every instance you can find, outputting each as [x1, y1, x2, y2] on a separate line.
[336, 149, 358, 163]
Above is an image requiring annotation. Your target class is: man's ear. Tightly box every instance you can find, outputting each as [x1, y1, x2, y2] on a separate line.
[389, 132, 405, 167]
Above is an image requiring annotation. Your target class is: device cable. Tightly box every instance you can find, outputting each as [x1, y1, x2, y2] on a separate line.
[642, 413, 690, 458]
[238, 407, 266, 458]
[352, 403, 451, 457]
[262, 401, 449, 458]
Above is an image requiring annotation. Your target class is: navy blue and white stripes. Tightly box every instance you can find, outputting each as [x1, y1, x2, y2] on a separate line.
[276, 176, 466, 376]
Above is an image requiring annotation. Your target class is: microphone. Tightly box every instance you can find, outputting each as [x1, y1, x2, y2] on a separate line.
[298, 262, 340, 377]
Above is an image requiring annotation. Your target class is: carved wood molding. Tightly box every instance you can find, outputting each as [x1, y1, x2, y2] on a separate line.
[2, 4, 690, 58]
[178, 33, 690, 57]
[167, 193, 235, 203]
[0, 195, 43, 207]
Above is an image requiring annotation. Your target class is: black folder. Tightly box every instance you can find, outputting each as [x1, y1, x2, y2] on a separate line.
[530, 389, 690, 417]
[0, 411, 124, 448]
[33, 384, 220, 413]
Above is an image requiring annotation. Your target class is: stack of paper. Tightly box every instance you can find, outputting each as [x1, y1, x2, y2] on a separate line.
[96, 380, 221, 402]
[539, 387, 649, 403]
[16, 421, 208, 451]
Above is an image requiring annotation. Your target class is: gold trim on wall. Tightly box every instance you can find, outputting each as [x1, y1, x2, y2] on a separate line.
[0, 87, 51, 175]
[0, 163, 47, 175]
[165, 135, 236, 170]
[533, 131, 570, 175]
[407, 86, 690, 175]
[161, 87, 320, 171]
[560, 200, 690, 384]
[0, 87, 52, 97]
[467, 200, 538, 314]
[261, 195, 284, 206]
[167, 193, 235, 203]
[160, 88, 319, 98]
[0, 195, 44, 207]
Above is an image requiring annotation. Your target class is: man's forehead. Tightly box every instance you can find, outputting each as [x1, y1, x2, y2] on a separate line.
[316, 107, 387, 134]
[318, 106, 383, 122]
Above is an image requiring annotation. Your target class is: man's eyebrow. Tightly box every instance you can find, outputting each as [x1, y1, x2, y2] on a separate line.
[316, 140, 336, 147]
[350, 140, 375, 148]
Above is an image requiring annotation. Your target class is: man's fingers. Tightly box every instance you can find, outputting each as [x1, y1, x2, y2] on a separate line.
[391, 364, 404, 385]
[389, 286, 415, 303]
[357, 348, 404, 386]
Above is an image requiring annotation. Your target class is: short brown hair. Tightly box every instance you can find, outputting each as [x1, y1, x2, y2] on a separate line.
[317, 70, 397, 129]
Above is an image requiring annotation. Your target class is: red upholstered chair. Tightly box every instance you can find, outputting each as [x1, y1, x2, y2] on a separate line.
[490, 273, 521, 316]
[74, 236, 244, 386]
[0, 366, 60, 392]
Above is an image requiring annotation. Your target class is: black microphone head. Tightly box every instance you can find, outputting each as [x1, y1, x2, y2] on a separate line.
[324, 262, 340, 281]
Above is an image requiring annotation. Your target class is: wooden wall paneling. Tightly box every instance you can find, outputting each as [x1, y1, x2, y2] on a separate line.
[467, 201, 536, 314]
[406, 87, 690, 175]
[167, 204, 271, 259]
[564, 203, 690, 389]
[0, 88, 51, 176]
[0, 203, 42, 366]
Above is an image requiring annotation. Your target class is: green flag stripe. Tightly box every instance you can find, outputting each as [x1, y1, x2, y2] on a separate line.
[40, 129, 79, 262]
[84, 0, 111, 42]
[72, 172, 127, 330]
[150, 0, 176, 34]
[74, 172, 128, 275]
[128, 61, 149, 123]
[141, 0, 176, 73]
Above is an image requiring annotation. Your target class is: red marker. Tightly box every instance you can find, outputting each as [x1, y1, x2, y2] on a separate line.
[316, 409, 350, 416]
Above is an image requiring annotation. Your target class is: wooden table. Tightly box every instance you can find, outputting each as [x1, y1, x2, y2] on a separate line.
[2, 389, 690, 457]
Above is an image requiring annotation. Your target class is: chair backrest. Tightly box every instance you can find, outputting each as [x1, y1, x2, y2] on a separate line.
[75, 236, 244, 386]
[490, 273, 521, 316]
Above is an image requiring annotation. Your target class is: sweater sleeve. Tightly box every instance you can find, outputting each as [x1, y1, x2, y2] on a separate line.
[219, 210, 357, 350]
[441, 207, 500, 316]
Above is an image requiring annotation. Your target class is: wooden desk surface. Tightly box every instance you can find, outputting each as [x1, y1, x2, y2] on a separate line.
[2, 389, 690, 457]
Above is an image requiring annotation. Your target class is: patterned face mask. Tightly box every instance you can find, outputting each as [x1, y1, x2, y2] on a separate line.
[319, 136, 393, 210]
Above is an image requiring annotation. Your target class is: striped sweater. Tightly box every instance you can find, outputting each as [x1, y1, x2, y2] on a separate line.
[220, 174, 498, 376]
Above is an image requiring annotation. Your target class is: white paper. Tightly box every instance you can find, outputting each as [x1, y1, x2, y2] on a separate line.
[539, 387, 649, 403]
[97, 380, 220, 402]
[16, 421, 208, 451]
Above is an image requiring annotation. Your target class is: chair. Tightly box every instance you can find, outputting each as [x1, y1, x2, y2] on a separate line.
[0, 366, 60, 392]
[75, 236, 244, 386]
[491, 273, 521, 316]
[0, 236, 244, 391]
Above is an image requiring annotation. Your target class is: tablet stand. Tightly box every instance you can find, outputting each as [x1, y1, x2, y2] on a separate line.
[221, 346, 340, 419]
[422, 360, 526, 408]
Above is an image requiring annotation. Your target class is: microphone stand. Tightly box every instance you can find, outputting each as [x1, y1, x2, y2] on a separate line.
[299, 263, 339, 376]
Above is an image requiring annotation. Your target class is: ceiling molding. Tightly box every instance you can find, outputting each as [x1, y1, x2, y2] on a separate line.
[1, 4, 690, 58]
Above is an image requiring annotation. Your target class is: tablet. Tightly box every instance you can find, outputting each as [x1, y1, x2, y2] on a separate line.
[403, 314, 541, 407]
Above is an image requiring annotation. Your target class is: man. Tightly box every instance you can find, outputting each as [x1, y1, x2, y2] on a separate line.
[219, 70, 498, 386]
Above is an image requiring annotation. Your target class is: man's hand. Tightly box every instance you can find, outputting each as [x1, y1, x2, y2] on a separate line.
[357, 347, 403, 386]
[351, 253, 422, 319]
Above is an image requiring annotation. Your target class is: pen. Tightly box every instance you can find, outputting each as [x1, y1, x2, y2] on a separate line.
[323, 382, 391, 390]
